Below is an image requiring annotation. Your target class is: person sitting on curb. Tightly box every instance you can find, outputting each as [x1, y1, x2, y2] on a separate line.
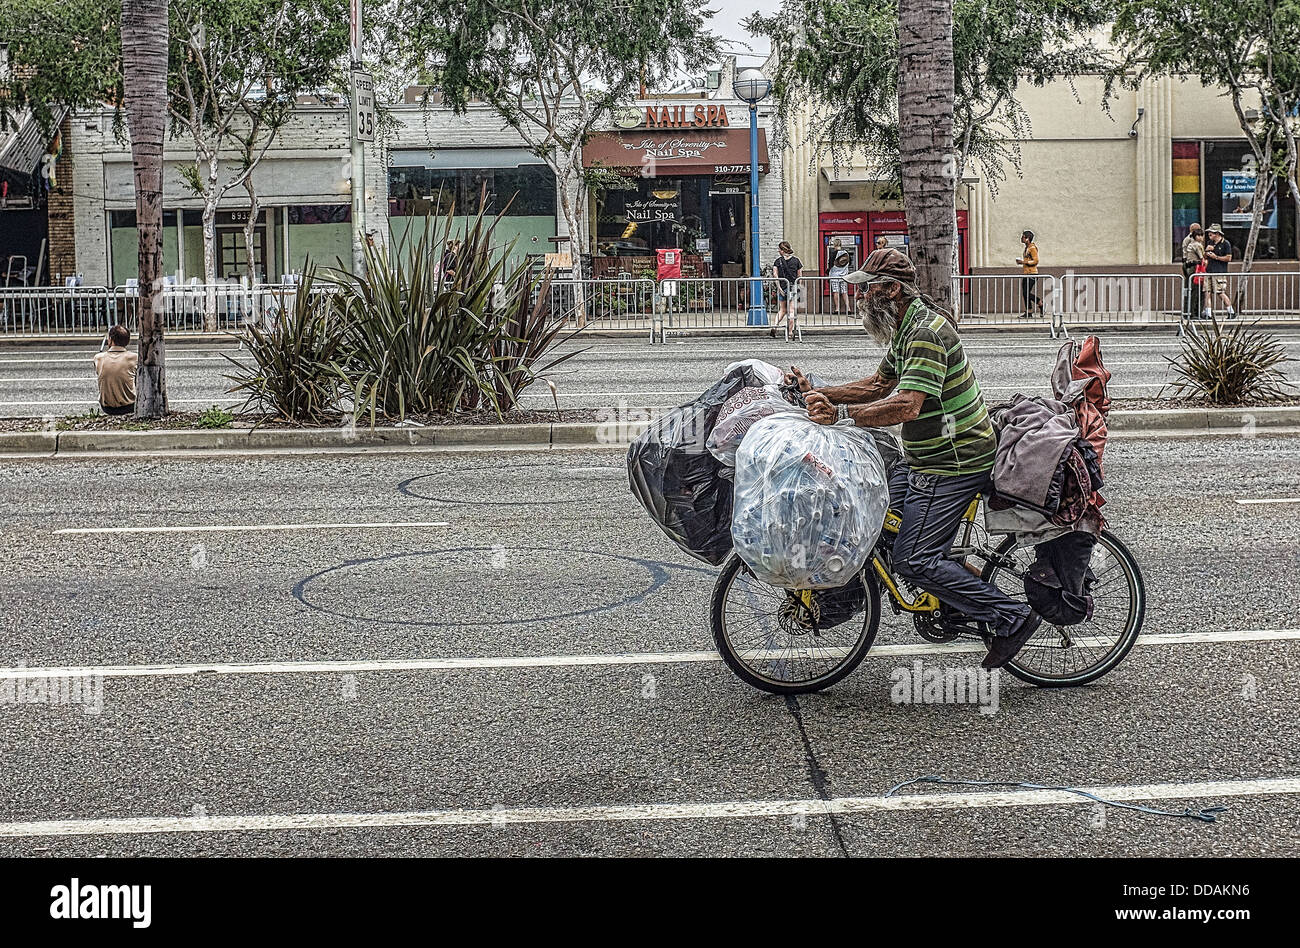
[94, 324, 137, 416]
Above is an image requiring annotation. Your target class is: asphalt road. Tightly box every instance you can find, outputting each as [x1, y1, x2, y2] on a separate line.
[4, 328, 1300, 417]
[0, 432, 1297, 856]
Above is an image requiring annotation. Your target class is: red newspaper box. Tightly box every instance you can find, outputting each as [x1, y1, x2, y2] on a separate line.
[656, 248, 682, 280]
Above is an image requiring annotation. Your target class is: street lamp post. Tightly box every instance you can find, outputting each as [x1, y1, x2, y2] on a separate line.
[733, 68, 772, 326]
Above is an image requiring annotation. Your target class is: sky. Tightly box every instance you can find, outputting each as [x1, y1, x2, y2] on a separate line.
[708, 0, 781, 65]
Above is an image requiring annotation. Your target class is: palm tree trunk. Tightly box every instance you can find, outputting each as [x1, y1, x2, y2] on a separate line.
[898, 0, 956, 312]
[122, 0, 170, 418]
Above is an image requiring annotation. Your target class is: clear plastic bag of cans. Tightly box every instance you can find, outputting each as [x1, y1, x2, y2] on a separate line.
[730, 413, 890, 589]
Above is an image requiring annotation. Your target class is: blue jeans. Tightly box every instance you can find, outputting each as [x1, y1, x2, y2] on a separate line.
[886, 466, 1029, 636]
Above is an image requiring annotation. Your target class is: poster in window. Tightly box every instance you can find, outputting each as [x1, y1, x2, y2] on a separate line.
[1222, 172, 1278, 227]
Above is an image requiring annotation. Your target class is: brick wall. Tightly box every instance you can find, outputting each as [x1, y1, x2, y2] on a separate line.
[45, 116, 76, 283]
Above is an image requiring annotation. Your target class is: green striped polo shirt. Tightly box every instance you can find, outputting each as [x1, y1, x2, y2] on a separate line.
[877, 299, 997, 476]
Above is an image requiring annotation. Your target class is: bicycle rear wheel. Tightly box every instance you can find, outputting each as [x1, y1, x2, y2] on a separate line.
[710, 554, 881, 694]
[981, 530, 1145, 687]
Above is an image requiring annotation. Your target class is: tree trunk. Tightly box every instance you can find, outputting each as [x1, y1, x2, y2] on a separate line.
[1236, 173, 1273, 314]
[243, 176, 260, 285]
[122, 0, 170, 419]
[898, 0, 956, 313]
[557, 166, 587, 328]
[202, 199, 218, 330]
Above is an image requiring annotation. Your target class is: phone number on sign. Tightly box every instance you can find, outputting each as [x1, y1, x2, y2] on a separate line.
[714, 164, 757, 174]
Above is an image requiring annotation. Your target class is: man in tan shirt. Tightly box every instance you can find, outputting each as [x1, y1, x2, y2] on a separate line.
[94, 324, 137, 415]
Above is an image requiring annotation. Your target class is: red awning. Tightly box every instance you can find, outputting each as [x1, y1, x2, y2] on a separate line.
[582, 128, 769, 176]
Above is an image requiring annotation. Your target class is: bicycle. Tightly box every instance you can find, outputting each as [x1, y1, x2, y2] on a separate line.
[710, 447, 1145, 695]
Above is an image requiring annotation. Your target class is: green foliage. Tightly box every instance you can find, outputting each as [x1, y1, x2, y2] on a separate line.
[405, 0, 721, 122]
[1165, 317, 1293, 404]
[325, 207, 583, 423]
[0, 2, 121, 130]
[224, 268, 348, 423]
[1, 0, 349, 137]
[748, 0, 1113, 192]
[195, 405, 235, 428]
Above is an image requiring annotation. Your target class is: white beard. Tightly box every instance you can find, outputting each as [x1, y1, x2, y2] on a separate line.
[859, 294, 899, 345]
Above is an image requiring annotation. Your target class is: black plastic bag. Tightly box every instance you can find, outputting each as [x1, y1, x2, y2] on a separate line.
[813, 577, 868, 629]
[627, 365, 771, 565]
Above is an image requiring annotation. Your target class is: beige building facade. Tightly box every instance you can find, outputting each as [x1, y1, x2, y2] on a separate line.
[782, 75, 1297, 276]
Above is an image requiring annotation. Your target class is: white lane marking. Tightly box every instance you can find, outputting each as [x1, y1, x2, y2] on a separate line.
[559, 340, 1300, 357]
[0, 353, 243, 361]
[2, 776, 1297, 839]
[520, 382, 1184, 398]
[54, 521, 451, 536]
[2, 628, 1296, 682]
[1235, 497, 1300, 505]
[0, 399, 243, 407]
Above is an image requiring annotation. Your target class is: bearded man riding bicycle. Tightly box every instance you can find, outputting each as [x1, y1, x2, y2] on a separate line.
[788, 248, 1042, 669]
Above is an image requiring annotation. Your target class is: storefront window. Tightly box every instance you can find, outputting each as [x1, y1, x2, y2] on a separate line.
[1174, 139, 1298, 261]
[388, 165, 556, 218]
[108, 210, 179, 284]
[593, 175, 748, 278]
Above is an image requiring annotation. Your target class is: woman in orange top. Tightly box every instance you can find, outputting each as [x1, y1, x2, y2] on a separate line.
[1017, 229, 1042, 318]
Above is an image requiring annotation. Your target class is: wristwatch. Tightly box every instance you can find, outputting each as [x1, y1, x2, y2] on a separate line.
[837, 404, 850, 423]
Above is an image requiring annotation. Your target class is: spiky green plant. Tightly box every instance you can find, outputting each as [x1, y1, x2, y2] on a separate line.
[326, 203, 583, 422]
[1165, 316, 1293, 405]
[223, 267, 348, 423]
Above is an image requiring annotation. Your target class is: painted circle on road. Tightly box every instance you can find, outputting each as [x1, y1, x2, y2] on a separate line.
[398, 462, 626, 506]
[292, 546, 706, 628]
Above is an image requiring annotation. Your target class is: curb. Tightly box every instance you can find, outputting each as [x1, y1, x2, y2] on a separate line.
[1, 407, 1294, 457]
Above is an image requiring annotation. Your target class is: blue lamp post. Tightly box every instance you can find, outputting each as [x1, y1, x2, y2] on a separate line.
[733, 68, 772, 326]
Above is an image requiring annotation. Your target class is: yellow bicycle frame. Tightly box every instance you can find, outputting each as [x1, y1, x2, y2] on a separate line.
[871, 496, 983, 614]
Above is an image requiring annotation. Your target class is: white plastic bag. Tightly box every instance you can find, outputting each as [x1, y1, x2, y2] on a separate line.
[731, 414, 890, 589]
[723, 358, 785, 386]
[706, 384, 798, 473]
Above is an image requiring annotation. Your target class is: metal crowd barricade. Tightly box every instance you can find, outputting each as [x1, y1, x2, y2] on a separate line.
[955, 273, 1057, 333]
[790, 275, 862, 329]
[0, 286, 114, 335]
[540, 277, 658, 339]
[108, 282, 310, 334]
[1056, 271, 1185, 337]
[660, 276, 787, 334]
[1231, 270, 1300, 324]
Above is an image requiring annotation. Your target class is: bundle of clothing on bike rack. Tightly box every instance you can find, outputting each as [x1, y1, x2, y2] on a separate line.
[986, 336, 1112, 626]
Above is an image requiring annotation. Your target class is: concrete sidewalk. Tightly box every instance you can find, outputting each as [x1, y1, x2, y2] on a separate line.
[1, 406, 1296, 457]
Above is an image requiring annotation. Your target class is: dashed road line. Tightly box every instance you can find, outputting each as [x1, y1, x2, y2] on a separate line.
[54, 520, 451, 536]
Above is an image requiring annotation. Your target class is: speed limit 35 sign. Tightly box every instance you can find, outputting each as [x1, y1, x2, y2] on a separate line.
[350, 69, 375, 143]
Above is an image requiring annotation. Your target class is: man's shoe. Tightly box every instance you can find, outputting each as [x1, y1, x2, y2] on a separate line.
[981, 610, 1044, 669]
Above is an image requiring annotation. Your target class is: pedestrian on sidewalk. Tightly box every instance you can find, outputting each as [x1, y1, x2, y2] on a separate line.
[1016, 230, 1043, 318]
[94, 324, 137, 416]
[772, 240, 803, 339]
[1204, 224, 1236, 318]
[1181, 222, 1206, 317]
[828, 250, 852, 316]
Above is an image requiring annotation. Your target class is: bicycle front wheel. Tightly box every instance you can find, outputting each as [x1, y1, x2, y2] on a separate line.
[981, 530, 1145, 687]
[710, 554, 881, 694]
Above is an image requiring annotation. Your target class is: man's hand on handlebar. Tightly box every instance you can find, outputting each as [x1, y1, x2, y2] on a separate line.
[806, 391, 837, 426]
[784, 366, 813, 393]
